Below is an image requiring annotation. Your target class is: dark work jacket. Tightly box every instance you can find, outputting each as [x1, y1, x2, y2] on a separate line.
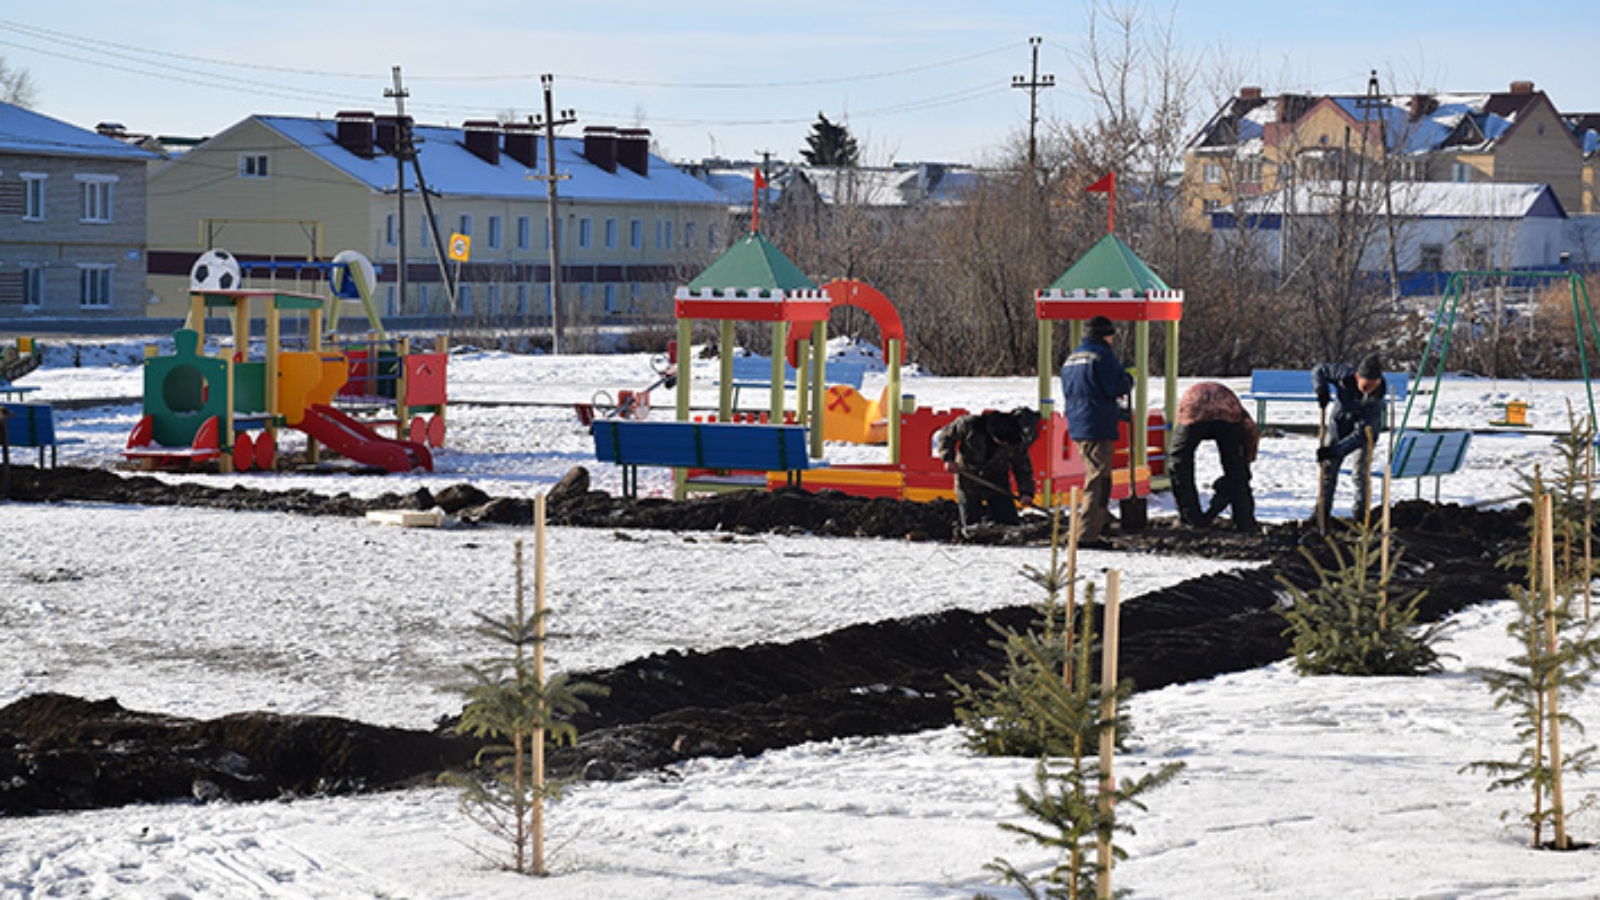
[1059, 336, 1133, 442]
[937, 412, 1036, 498]
[1312, 362, 1387, 456]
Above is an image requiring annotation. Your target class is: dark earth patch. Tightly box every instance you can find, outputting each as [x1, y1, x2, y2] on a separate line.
[1, 464, 1530, 814]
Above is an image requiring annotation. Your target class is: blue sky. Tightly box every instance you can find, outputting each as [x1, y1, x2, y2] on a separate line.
[2, 1, 1595, 165]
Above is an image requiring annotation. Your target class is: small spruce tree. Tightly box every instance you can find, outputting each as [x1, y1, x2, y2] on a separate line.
[1466, 415, 1600, 849]
[964, 510, 1183, 899]
[1278, 520, 1444, 676]
[441, 539, 605, 874]
[800, 112, 861, 167]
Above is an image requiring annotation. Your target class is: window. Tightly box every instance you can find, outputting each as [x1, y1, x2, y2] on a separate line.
[79, 177, 114, 223]
[656, 220, 673, 250]
[516, 216, 531, 250]
[516, 283, 529, 314]
[22, 266, 43, 310]
[1450, 161, 1474, 183]
[1420, 244, 1443, 272]
[1202, 163, 1223, 184]
[684, 222, 696, 249]
[22, 173, 45, 220]
[707, 224, 718, 249]
[385, 285, 398, 316]
[459, 283, 473, 314]
[605, 218, 618, 249]
[1201, 199, 1221, 214]
[385, 213, 397, 246]
[1239, 158, 1263, 184]
[604, 283, 617, 314]
[78, 265, 113, 309]
[629, 218, 643, 250]
[487, 283, 502, 314]
[578, 217, 592, 249]
[487, 216, 502, 249]
[418, 284, 431, 310]
[458, 214, 473, 237]
[238, 153, 269, 178]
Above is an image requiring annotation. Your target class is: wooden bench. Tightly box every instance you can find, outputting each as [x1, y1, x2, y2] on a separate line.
[728, 355, 868, 411]
[1381, 430, 1472, 501]
[593, 419, 816, 498]
[1, 402, 82, 467]
[1244, 369, 1409, 429]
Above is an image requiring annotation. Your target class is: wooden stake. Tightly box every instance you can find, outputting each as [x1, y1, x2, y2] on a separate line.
[1541, 494, 1569, 850]
[1065, 486, 1081, 690]
[1314, 405, 1330, 534]
[1097, 569, 1122, 900]
[1380, 440, 1393, 630]
[532, 494, 548, 875]
[1586, 429, 1593, 622]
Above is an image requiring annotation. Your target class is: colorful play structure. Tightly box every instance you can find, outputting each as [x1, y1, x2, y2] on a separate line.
[125, 249, 447, 473]
[595, 227, 1182, 515]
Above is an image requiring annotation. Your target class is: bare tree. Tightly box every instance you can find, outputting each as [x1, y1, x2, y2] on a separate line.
[0, 56, 38, 108]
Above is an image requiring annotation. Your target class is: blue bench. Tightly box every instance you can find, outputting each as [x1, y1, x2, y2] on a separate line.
[1380, 430, 1472, 501]
[593, 419, 816, 498]
[0, 380, 40, 401]
[1, 402, 82, 467]
[1244, 369, 1409, 429]
[728, 355, 868, 411]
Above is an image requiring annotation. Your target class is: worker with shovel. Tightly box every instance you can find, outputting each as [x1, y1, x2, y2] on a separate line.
[1060, 315, 1134, 544]
[1313, 353, 1389, 528]
[938, 407, 1040, 532]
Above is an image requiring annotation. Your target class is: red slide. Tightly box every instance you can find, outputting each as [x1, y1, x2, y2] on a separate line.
[297, 404, 434, 473]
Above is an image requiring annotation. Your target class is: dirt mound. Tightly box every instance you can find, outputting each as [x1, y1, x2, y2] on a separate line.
[1, 464, 1532, 814]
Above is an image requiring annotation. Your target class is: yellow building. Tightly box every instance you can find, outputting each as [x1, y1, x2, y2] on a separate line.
[1185, 81, 1587, 228]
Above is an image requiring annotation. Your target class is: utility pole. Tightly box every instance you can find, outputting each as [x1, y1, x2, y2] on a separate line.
[1011, 36, 1055, 176]
[529, 74, 575, 354]
[384, 72, 408, 314]
[388, 66, 456, 315]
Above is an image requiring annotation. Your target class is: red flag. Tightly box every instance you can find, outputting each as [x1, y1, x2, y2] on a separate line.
[752, 168, 767, 233]
[1086, 171, 1116, 234]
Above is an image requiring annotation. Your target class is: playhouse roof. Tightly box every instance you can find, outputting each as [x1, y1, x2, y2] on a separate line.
[687, 231, 817, 292]
[1045, 234, 1171, 294]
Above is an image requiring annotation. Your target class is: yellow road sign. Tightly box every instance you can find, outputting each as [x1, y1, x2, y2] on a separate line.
[448, 233, 471, 262]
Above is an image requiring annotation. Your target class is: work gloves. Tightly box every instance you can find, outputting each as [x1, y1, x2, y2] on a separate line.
[1316, 385, 1331, 408]
[1316, 445, 1338, 463]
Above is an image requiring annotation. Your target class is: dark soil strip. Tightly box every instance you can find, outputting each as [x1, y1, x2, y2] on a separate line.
[0, 465, 1530, 814]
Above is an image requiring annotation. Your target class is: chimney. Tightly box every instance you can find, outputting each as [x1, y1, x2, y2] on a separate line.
[502, 121, 538, 168]
[583, 125, 618, 173]
[1239, 86, 1262, 101]
[463, 120, 501, 165]
[1510, 80, 1535, 95]
[617, 128, 651, 176]
[1409, 93, 1438, 121]
[336, 111, 375, 158]
[375, 115, 408, 155]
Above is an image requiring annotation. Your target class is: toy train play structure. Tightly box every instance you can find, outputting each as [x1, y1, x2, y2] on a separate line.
[594, 230, 1183, 517]
[125, 249, 447, 474]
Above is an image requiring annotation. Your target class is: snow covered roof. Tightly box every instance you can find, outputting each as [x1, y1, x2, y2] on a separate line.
[1223, 181, 1566, 220]
[0, 101, 162, 162]
[252, 115, 723, 206]
[691, 163, 985, 209]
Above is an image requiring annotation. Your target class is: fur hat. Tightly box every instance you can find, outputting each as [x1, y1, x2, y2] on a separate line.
[990, 414, 1023, 444]
[1357, 353, 1384, 380]
[1085, 315, 1116, 339]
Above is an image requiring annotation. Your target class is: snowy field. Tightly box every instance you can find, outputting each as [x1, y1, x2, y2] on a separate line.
[4, 340, 1600, 898]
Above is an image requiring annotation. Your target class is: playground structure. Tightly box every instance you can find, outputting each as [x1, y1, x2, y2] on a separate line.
[616, 228, 1178, 510]
[125, 250, 447, 473]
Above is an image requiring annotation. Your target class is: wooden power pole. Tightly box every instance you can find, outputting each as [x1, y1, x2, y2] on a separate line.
[530, 75, 575, 354]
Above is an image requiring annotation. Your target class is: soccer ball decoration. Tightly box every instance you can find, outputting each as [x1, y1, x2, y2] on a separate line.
[190, 249, 241, 291]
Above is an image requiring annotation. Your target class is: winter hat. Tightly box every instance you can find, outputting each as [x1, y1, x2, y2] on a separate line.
[991, 414, 1023, 444]
[1357, 353, 1384, 380]
[1085, 315, 1116, 339]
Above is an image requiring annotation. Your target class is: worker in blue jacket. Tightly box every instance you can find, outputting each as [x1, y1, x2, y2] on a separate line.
[1312, 353, 1389, 526]
[1059, 315, 1133, 543]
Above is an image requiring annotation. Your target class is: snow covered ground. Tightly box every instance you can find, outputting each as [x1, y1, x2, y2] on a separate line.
[4, 341, 1599, 898]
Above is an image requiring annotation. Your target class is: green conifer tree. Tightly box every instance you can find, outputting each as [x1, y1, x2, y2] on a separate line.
[441, 540, 605, 874]
[1278, 521, 1444, 676]
[1466, 413, 1600, 849]
[800, 112, 861, 167]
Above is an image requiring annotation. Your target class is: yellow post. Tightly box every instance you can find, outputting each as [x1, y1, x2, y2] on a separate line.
[887, 338, 903, 464]
[1097, 569, 1123, 900]
[718, 319, 735, 422]
[810, 321, 826, 459]
[396, 336, 412, 440]
[769, 320, 786, 422]
[674, 318, 693, 500]
[1038, 318, 1055, 503]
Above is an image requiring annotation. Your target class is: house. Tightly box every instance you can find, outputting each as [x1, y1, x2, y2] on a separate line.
[1211, 181, 1568, 287]
[146, 114, 729, 322]
[0, 101, 161, 321]
[1185, 80, 1585, 230]
[689, 161, 984, 232]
